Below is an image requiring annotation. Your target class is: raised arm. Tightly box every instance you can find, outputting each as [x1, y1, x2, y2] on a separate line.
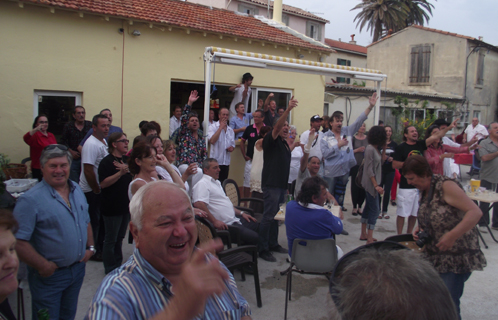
[427, 118, 459, 147]
[263, 93, 273, 112]
[364, 92, 378, 117]
[271, 96, 298, 140]
[299, 128, 315, 173]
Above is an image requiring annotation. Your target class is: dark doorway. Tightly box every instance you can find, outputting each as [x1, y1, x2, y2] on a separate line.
[37, 95, 75, 141]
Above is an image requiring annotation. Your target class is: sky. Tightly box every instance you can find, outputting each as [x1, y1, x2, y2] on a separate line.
[283, 0, 498, 46]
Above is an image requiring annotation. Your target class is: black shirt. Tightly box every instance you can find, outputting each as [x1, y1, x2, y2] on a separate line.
[263, 110, 279, 127]
[241, 124, 264, 159]
[262, 133, 291, 189]
[98, 154, 133, 216]
[393, 140, 427, 189]
[382, 140, 398, 174]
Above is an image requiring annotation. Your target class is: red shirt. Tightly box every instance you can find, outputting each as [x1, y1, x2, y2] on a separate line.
[424, 144, 469, 175]
[23, 131, 57, 169]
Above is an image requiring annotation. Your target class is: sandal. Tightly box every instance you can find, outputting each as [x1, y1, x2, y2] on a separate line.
[360, 237, 378, 242]
[352, 209, 358, 216]
[378, 215, 383, 219]
[391, 200, 397, 206]
[383, 214, 390, 219]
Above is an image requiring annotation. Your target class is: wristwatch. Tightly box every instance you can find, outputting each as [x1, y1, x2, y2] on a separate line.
[86, 245, 96, 255]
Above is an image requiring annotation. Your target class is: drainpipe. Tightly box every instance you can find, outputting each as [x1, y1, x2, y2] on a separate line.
[273, 0, 282, 23]
[463, 44, 484, 124]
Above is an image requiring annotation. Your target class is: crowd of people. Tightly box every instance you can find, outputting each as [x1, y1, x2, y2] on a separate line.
[1, 72, 494, 319]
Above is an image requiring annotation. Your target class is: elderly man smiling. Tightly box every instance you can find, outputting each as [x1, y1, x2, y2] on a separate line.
[86, 181, 252, 320]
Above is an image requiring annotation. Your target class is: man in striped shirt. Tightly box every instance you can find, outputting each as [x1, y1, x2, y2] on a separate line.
[85, 181, 251, 320]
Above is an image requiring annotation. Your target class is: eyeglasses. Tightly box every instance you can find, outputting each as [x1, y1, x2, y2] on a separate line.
[43, 144, 68, 151]
[116, 139, 129, 143]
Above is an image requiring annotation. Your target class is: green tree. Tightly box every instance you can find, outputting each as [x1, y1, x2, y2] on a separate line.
[352, 0, 435, 42]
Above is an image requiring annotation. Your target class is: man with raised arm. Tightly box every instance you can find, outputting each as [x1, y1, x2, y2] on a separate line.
[258, 96, 298, 262]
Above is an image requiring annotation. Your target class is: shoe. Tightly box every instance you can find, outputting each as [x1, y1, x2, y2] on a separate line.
[341, 229, 349, 236]
[378, 215, 383, 219]
[242, 265, 254, 274]
[352, 208, 358, 216]
[383, 214, 390, 219]
[492, 226, 498, 230]
[479, 226, 488, 233]
[259, 251, 276, 262]
[270, 245, 288, 254]
[391, 200, 397, 206]
[341, 207, 347, 212]
[89, 252, 103, 262]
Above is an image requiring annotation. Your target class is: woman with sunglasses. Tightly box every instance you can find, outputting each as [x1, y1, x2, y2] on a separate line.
[23, 114, 57, 181]
[98, 132, 133, 274]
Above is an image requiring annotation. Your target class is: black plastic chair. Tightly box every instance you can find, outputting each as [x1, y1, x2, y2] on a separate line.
[222, 179, 264, 219]
[195, 216, 262, 307]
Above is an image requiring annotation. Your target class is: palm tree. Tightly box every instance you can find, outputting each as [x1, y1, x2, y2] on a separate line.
[351, 0, 435, 43]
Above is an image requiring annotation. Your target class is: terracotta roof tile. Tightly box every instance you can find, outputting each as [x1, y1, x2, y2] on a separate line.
[324, 39, 367, 55]
[243, 0, 329, 23]
[21, 0, 333, 53]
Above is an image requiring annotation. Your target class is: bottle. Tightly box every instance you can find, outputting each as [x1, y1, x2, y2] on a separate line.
[37, 309, 50, 320]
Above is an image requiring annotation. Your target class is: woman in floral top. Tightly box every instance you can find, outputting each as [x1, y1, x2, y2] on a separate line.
[403, 155, 486, 318]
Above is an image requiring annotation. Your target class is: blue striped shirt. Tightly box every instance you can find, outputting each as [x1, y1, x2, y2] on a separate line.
[85, 248, 251, 319]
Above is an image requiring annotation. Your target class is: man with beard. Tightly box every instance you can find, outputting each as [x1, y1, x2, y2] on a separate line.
[392, 119, 458, 234]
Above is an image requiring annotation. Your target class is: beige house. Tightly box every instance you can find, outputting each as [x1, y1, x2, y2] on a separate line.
[367, 25, 498, 127]
[188, 0, 329, 43]
[0, 0, 334, 184]
[324, 37, 367, 85]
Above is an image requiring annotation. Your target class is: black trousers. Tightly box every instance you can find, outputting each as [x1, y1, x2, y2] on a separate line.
[228, 218, 259, 246]
[478, 180, 498, 228]
[219, 165, 230, 184]
[350, 165, 365, 209]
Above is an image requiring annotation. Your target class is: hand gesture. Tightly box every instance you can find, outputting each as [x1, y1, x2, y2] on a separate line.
[469, 136, 479, 145]
[186, 163, 198, 176]
[188, 90, 200, 106]
[449, 118, 460, 129]
[236, 83, 242, 89]
[287, 96, 298, 111]
[219, 119, 227, 129]
[338, 137, 348, 148]
[268, 93, 274, 98]
[368, 92, 378, 108]
[172, 239, 229, 319]
[308, 128, 317, 143]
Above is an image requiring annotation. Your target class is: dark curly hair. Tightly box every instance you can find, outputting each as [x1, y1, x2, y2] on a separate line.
[128, 142, 156, 175]
[424, 124, 441, 146]
[296, 176, 328, 206]
[367, 125, 387, 146]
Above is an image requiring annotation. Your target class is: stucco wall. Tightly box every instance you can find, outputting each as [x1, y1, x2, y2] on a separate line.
[325, 51, 367, 69]
[0, 1, 327, 184]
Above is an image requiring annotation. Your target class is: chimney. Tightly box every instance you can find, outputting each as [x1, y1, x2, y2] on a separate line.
[478, 36, 483, 41]
[273, 0, 283, 23]
[349, 34, 356, 45]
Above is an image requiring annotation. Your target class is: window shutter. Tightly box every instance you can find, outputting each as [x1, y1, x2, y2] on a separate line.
[306, 21, 311, 38]
[477, 52, 485, 85]
[410, 46, 419, 83]
[317, 24, 322, 41]
[421, 45, 431, 83]
[254, 8, 259, 15]
[410, 45, 431, 84]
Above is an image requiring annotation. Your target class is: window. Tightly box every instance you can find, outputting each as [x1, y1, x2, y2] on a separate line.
[33, 90, 82, 140]
[281, 14, 289, 26]
[238, 4, 258, 15]
[409, 44, 432, 84]
[437, 109, 454, 123]
[306, 21, 322, 41]
[476, 51, 485, 86]
[323, 103, 329, 116]
[473, 110, 481, 122]
[336, 59, 351, 84]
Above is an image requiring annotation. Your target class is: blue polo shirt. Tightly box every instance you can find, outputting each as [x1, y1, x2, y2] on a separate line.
[14, 180, 90, 268]
[230, 113, 253, 139]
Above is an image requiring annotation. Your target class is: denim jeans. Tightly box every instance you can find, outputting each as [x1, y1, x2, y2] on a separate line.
[103, 214, 130, 274]
[69, 158, 81, 183]
[439, 272, 471, 319]
[85, 192, 103, 252]
[28, 261, 85, 320]
[323, 173, 349, 207]
[361, 192, 380, 229]
[259, 187, 286, 253]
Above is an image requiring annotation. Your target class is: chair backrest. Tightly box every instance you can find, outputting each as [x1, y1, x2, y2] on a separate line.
[195, 216, 217, 254]
[222, 179, 240, 207]
[291, 238, 337, 273]
[384, 234, 422, 252]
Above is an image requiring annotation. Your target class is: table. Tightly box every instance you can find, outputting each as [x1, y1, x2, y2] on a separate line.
[454, 153, 473, 181]
[466, 191, 498, 248]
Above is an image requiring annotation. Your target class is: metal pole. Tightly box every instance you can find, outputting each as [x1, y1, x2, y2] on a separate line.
[203, 50, 212, 146]
[375, 81, 382, 125]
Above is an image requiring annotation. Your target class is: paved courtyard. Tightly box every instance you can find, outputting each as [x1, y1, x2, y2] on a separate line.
[7, 165, 498, 319]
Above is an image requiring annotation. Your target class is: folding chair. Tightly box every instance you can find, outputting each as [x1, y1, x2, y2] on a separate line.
[280, 238, 338, 319]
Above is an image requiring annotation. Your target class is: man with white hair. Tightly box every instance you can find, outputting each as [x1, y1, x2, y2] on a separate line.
[86, 181, 252, 319]
[463, 117, 488, 143]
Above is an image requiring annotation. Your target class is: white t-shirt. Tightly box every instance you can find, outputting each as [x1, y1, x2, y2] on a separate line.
[289, 146, 303, 183]
[300, 130, 323, 160]
[79, 135, 108, 193]
[465, 123, 488, 142]
[229, 85, 252, 120]
[169, 116, 181, 137]
[207, 121, 235, 166]
[192, 175, 239, 225]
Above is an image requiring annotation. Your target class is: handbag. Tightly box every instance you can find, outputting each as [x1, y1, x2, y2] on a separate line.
[355, 159, 365, 189]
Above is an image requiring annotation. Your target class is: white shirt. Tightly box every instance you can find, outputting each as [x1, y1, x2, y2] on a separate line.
[169, 115, 181, 137]
[192, 175, 240, 225]
[229, 84, 252, 120]
[288, 146, 303, 183]
[155, 165, 189, 192]
[207, 121, 235, 166]
[300, 129, 323, 160]
[465, 123, 488, 142]
[79, 135, 108, 193]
